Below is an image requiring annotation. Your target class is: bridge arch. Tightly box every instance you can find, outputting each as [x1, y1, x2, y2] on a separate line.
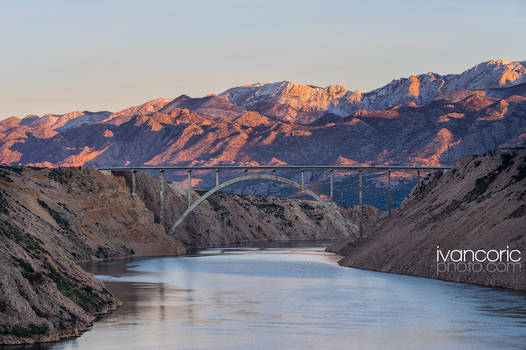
[169, 174, 359, 239]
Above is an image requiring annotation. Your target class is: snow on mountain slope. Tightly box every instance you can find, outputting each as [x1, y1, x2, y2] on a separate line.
[220, 81, 361, 124]
[221, 59, 526, 123]
[160, 94, 245, 120]
[1, 59, 525, 169]
[56, 111, 111, 131]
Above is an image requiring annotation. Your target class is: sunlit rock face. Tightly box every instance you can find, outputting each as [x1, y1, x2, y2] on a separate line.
[221, 81, 361, 124]
[221, 60, 526, 122]
[0, 59, 525, 173]
[0, 166, 186, 345]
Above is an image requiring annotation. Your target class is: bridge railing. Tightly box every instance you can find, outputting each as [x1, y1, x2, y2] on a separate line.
[98, 165, 451, 238]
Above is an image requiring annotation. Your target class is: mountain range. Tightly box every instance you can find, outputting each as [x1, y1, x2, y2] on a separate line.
[1, 59, 525, 206]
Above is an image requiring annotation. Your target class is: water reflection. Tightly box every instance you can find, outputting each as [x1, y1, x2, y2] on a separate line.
[11, 245, 526, 350]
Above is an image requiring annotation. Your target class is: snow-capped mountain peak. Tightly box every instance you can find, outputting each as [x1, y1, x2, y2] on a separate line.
[220, 59, 525, 123]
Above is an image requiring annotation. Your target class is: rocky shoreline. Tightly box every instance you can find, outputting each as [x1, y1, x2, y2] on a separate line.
[0, 165, 373, 345]
[335, 148, 526, 291]
[4, 148, 523, 345]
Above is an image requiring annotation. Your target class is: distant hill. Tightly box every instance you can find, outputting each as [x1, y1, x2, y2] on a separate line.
[1, 59, 525, 207]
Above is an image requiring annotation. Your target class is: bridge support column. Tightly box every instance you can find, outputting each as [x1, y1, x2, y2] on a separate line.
[159, 170, 165, 224]
[417, 170, 421, 192]
[215, 169, 219, 186]
[301, 169, 304, 186]
[187, 170, 192, 208]
[329, 169, 333, 200]
[388, 169, 392, 218]
[359, 170, 364, 238]
[131, 170, 137, 196]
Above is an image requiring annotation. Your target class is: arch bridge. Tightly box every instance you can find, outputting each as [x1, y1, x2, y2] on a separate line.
[97, 165, 450, 242]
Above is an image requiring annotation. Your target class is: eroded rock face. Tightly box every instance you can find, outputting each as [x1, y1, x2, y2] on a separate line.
[221, 60, 526, 123]
[0, 166, 379, 345]
[1, 85, 525, 176]
[0, 166, 185, 345]
[1, 60, 525, 176]
[337, 148, 526, 291]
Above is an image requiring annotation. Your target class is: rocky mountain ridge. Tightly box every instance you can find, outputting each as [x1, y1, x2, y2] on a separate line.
[0, 165, 375, 344]
[3, 59, 524, 126]
[220, 59, 526, 123]
[0, 59, 525, 208]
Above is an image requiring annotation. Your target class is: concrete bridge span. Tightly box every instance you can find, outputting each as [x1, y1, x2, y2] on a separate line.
[98, 165, 450, 242]
[170, 173, 359, 240]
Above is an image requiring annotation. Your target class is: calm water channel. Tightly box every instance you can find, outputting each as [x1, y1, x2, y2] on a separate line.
[19, 243, 526, 349]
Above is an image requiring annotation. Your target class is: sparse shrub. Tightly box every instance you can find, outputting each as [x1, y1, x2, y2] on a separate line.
[37, 199, 71, 230]
[12, 257, 34, 274]
[499, 153, 514, 171]
[0, 220, 45, 254]
[507, 204, 526, 219]
[0, 166, 23, 174]
[0, 191, 8, 214]
[0, 170, 13, 183]
[45, 263, 108, 312]
[31, 306, 46, 318]
[513, 162, 526, 183]
[47, 168, 73, 185]
[0, 300, 8, 313]
[8, 325, 48, 337]
[95, 246, 108, 258]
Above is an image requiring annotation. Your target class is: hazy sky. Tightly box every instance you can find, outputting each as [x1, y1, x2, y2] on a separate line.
[1, 0, 525, 119]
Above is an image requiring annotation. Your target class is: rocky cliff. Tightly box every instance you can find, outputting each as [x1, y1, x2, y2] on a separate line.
[337, 148, 526, 291]
[0, 166, 377, 344]
[0, 166, 187, 344]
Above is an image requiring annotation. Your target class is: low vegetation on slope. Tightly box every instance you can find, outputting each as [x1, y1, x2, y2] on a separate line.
[0, 166, 378, 344]
[337, 148, 526, 291]
[0, 166, 185, 344]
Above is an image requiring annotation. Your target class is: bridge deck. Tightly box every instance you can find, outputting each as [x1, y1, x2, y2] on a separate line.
[98, 165, 451, 240]
[98, 165, 451, 171]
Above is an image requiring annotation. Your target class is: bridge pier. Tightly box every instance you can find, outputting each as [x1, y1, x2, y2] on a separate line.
[215, 169, 219, 186]
[359, 170, 364, 238]
[388, 170, 392, 218]
[417, 170, 421, 192]
[301, 169, 304, 186]
[187, 170, 192, 208]
[131, 170, 137, 196]
[159, 170, 165, 224]
[329, 169, 333, 200]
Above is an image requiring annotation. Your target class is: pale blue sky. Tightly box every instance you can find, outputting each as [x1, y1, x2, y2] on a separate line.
[1, 0, 525, 119]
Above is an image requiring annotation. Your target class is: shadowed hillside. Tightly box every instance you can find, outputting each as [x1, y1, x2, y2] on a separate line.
[0, 166, 378, 344]
[336, 148, 526, 291]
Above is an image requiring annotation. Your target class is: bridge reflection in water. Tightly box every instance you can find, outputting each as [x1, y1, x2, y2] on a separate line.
[97, 165, 450, 241]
